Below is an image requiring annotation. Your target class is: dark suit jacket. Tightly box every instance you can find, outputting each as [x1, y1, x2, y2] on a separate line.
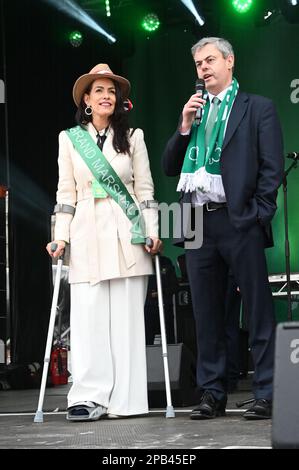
[162, 91, 284, 248]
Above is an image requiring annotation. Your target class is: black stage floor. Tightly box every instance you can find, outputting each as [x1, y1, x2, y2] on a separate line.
[0, 377, 274, 450]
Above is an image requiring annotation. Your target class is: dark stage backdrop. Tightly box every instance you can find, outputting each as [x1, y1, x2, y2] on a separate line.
[219, 8, 299, 322]
[0, 0, 299, 363]
[124, 6, 299, 323]
[0, 0, 131, 363]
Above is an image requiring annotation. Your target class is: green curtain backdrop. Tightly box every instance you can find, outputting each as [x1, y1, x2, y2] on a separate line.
[124, 26, 200, 263]
[124, 16, 299, 322]
[2, 1, 299, 366]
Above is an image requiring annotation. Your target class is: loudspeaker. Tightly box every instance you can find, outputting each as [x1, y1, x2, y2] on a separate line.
[146, 343, 201, 407]
[272, 322, 299, 449]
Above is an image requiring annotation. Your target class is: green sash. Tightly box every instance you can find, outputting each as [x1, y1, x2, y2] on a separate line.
[66, 125, 146, 244]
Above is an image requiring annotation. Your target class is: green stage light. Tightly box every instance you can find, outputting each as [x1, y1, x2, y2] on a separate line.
[141, 13, 160, 32]
[232, 0, 253, 14]
[69, 30, 83, 47]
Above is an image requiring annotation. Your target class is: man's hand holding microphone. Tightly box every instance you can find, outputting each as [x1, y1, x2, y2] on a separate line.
[180, 78, 206, 133]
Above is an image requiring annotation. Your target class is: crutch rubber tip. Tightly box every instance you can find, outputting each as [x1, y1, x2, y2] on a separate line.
[166, 406, 175, 418]
[33, 411, 44, 423]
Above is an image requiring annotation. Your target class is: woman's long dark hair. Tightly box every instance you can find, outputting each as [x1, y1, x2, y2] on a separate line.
[75, 80, 131, 155]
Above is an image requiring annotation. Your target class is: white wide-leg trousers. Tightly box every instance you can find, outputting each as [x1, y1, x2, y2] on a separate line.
[67, 276, 148, 416]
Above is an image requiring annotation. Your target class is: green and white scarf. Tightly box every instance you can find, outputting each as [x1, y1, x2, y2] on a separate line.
[177, 78, 239, 195]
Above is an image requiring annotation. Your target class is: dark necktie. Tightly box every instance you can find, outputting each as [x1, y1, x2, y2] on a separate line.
[96, 133, 107, 150]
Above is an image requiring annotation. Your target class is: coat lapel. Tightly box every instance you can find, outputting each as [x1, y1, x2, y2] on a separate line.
[103, 130, 118, 164]
[222, 91, 249, 152]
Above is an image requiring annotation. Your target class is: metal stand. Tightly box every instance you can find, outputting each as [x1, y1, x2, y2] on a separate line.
[0, 187, 9, 365]
[282, 157, 298, 320]
[1, 0, 11, 366]
[236, 154, 299, 409]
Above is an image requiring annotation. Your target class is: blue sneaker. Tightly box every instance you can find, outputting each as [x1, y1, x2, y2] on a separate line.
[67, 402, 107, 421]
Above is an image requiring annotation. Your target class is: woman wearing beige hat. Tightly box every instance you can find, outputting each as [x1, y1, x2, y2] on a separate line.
[46, 63, 161, 421]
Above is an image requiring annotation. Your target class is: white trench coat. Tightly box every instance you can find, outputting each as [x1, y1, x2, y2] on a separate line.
[54, 123, 158, 285]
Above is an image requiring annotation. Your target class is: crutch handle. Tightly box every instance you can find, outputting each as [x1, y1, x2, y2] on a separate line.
[145, 237, 153, 248]
[51, 242, 58, 252]
[50, 242, 64, 260]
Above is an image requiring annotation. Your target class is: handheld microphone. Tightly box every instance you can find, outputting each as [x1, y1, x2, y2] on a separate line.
[195, 78, 205, 126]
[287, 152, 299, 160]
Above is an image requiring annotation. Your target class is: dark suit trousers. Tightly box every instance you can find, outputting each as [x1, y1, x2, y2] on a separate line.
[185, 207, 276, 401]
[225, 272, 242, 387]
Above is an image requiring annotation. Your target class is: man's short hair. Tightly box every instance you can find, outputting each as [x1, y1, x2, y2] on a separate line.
[191, 37, 234, 59]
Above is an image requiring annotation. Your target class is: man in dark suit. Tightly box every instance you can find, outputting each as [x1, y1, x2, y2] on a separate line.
[162, 37, 284, 420]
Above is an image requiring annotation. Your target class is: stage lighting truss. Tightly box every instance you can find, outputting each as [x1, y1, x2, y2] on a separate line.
[251, 1, 287, 27]
[45, 0, 116, 43]
[280, 0, 299, 22]
[258, 0, 299, 24]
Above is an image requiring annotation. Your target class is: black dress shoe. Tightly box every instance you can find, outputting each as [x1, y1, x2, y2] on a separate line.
[190, 391, 227, 420]
[243, 399, 272, 420]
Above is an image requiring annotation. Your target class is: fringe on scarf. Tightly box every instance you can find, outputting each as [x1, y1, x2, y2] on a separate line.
[177, 167, 225, 197]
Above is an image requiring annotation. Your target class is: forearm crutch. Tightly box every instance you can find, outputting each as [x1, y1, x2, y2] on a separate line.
[146, 238, 175, 418]
[34, 243, 64, 423]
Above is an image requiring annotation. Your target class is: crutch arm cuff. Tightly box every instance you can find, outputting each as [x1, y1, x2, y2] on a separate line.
[139, 200, 159, 210]
[53, 204, 76, 215]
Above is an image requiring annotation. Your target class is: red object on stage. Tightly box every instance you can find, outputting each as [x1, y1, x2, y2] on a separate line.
[50, 344, 68, 385]
[0, 186, 7, 198]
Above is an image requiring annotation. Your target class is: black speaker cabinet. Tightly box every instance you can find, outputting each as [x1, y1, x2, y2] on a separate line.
[146, 343, 200, 407]
[272, 322, 299, 449]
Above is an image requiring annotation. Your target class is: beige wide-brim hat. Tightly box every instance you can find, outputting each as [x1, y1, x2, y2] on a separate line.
[72, 63, 131, 107]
